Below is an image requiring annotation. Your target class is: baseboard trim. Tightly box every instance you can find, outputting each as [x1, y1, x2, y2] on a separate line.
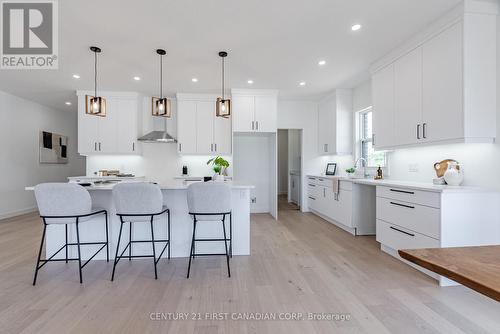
[0, 207, 37, 221]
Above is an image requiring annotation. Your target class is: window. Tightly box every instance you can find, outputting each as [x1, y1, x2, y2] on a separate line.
[358, 107, 386, 168]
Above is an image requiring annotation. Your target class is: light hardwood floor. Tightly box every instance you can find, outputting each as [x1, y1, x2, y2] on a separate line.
[1, 197, 499, 334]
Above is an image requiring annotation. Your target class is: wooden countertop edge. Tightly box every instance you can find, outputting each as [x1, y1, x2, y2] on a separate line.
[398, 249, 500, 302]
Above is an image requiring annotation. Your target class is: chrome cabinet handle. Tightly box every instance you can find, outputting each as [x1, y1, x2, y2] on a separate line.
[132, 142, 135, 151]
[179, 143, 182, 152]
[308, 196, 316, 200]
[308, 184, 316, 187]
[210, 143, 213, 152]
[252, 121, 254, 130]
[423, 123, 427, 139]
[99, 142, 101, 151]
[390, 226, 415, 237]
[215, 143, 217, 152]
[256, 121, 259, 130]
[94, 142, 97, 151]
[417, 124, 421, 139]
[373, 134, 376, 146]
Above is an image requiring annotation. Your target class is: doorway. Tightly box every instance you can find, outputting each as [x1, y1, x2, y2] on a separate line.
[277, 129, 302, 211]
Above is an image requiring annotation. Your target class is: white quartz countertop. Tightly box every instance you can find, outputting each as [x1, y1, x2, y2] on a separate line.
[307, 175, 492, 193]
[26, 180, 254, 191]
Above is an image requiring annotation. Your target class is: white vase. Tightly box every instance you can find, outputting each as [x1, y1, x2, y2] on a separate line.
[214, 174, 225, 182]
[443, 161, 463, 186]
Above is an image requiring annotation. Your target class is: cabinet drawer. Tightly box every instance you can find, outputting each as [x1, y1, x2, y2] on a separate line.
[376, 219, 440, 251]
[377, 197, 440, 239]
[376, 186, 440, 208]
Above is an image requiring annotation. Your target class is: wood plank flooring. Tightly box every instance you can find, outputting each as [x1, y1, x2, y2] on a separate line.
[1, 197, 499, 334]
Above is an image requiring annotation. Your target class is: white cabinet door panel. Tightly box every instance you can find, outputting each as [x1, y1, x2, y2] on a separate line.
[422, 22, 463, 143]
[116, 99, 137, 154]
[214, 113, 232, 155]
[372, 64, 395, 149]
[395, 47, 422, 146]
[196, 101, 215, 154]
[232, 96, 254, 132]
[97, 99, 117, 153]
[177, 100, 197, 154]
[78, 98, 99, 154]
[254, 95, 277, 132]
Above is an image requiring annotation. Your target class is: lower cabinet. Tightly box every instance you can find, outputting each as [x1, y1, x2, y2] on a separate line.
[375, 185, 500, 286]
[307, 176, 363, 235]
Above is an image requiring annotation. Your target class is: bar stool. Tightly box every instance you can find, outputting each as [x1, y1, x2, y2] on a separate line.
[111, 182, 170, 281]
[33, 183, 109, 285]
[186, 182, 232, 278]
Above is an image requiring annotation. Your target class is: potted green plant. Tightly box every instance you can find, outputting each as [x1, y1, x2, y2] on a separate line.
[207, 156, 230, 181]
[345, 167, 356, 178]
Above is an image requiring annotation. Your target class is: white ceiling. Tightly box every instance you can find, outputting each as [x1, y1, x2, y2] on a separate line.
[0, 0, 461, 111]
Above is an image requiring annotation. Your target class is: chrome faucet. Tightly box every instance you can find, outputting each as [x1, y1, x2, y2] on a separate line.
[354, 157, 369, 178]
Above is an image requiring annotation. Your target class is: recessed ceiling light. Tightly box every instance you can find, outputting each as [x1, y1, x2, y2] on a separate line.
[299, 81, 306, 86]
[351, 24, 362, 31]
[247, 80, 254, 84]
[72, 74, 80, 79]
[318, 60, 326, 66]
[133, 76, 141, 81]
[192, 78, 198, 82]
[65, 101, 72, 106]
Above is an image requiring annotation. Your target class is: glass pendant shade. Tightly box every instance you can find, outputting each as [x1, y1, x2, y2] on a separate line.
[152, 97, 171, 117]
[216, 97, 231, 118]
[88, 96, 106, 116]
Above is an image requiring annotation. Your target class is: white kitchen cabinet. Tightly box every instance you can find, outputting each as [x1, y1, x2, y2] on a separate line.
[375, 184, 499, 286]
[77, 91, 142, 155]
[371, 9, 496, 149]
[232, 89, 278, 133]
[318, 89, 352, 155]
[422, 21, 463, 143]
[394, 47, 422, 146]
[372, 64, 395, 150]
[177, 94, 232, 155]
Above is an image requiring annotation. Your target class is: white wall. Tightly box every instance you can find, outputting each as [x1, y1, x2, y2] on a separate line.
[277, 129, 288, 194]
[0, 90, 85, 219]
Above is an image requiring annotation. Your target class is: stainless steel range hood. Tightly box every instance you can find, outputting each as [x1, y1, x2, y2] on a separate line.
[138, 130, 176, 143]
[138, 117, 177, 143]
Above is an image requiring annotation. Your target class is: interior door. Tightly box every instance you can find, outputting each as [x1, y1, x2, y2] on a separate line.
[372, 63, 395, 149]
[213, 112, 232, 155]
[394, 47, 423, 146]
[196, 101, 215, 154]
[254, 95, 277, 132]
[232, 96, 254, 132]
[422, 21, 463, 143]
[177, 100, 197, 154]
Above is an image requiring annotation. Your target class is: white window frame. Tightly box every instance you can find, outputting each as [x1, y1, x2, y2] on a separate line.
[355, 106, 388, 172]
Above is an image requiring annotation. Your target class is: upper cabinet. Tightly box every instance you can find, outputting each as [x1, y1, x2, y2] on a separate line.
[318, 89, 353, 155]
[176, 94, 232, 155]
[371, 9, 497, 150]
[231, 89, 278, 133]
[77, 92, 142, 155]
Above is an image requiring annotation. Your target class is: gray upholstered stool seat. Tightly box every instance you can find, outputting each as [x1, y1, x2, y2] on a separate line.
[186, 182, 232, 278]
[32, 183, 109, 285]
[111, 182, 171, 281]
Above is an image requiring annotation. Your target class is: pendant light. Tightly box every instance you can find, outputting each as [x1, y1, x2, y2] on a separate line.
[86, 46, 106, 116]
[216, 51, 231, 118]
[152, 49, 171, 117]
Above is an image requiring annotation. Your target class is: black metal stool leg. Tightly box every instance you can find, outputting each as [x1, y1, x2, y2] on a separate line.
[222, 215, 231, 277]
[187, 218, 197, 278]
[105, 212, 109, 262]
[129, 221, 132, 261]
[167, 210, 171, 260]
[75, 219, 83, 284]
[229, 212, 232, 258]
[33, 221, 47, 286]
[65, 224, 68, 263]
[111, 220, 124, 281]
[150, 216, 158, 279]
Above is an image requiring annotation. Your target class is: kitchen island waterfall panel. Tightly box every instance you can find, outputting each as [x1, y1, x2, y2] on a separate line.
[44, 186, 252, 260]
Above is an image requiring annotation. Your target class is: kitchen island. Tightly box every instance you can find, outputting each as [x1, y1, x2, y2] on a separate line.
[27, 181, 254, 260]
